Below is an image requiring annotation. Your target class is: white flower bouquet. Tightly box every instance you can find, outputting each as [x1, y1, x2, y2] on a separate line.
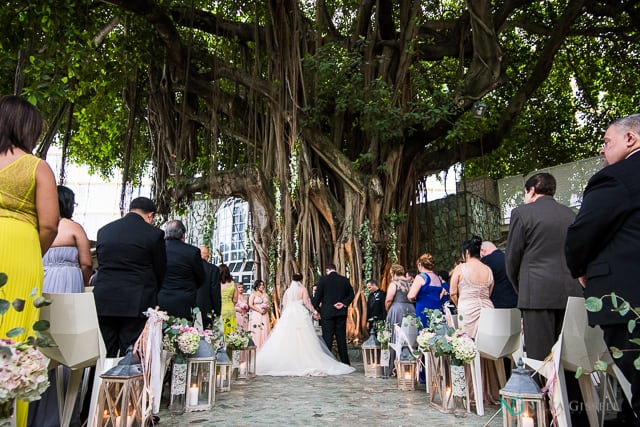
[416, 328, 436, 352]
[0, 339, 50, 402]
[226, 330, 251, 350]
[450, 330, 477, 365]
[163, 322, 201, 362]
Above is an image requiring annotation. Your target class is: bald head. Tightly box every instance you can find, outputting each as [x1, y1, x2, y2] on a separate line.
[198, 245, 210, 261]
[480, 241, 497, 258]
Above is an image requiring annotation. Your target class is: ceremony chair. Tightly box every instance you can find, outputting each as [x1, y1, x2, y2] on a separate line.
[40, 292, 102, 427]
[524, 297, 631, 427]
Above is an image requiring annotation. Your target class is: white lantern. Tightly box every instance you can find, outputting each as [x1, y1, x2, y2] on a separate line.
[185, 339, 216, 411]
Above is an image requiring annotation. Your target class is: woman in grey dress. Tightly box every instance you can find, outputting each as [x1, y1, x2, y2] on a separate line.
[385, 263, 416, 374]
[28, 185, 92, 427]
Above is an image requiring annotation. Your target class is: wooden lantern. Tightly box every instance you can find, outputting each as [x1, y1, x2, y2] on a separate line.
[500, 359, 547, 427]
[395, 347, 417, 391]
[361, 329, 383, 378]
[185, 339, 216, 412]
[215, 347, 232, 392]
[97, 349, 144, 427]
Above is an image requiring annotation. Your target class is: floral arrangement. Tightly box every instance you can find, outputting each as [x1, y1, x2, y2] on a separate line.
[417, 309, 477, 365]
[258, 302, 269, 313]
[0, 339, 50, 402]
[0, 271, 53, 418]
[226, 329, 251, 350]
[163, 315, 223, 362]
[374, 321, 392, 349]
[416, 328, 436, 352]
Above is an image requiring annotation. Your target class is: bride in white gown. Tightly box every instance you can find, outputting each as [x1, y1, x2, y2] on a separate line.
[256, 273, 355, 376]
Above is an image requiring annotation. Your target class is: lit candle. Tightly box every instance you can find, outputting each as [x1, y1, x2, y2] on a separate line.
[521, 416, 534, 427]
[404, 370, 412, 380]
[189, 385, 199, 406]
[240, 362, 247, 375]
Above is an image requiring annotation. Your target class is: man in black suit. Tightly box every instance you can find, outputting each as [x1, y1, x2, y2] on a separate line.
[312, 264, 354, 364]
[566, 114, 640, 424]
[480, 241, 517, 309]
[93, 197, 167, 357]
[196, 245, 221, 328]
[158, 220, 205, 320]
[365, 279, 386, 330]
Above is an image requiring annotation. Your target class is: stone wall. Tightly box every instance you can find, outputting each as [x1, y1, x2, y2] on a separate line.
[426, 192, 502, 271]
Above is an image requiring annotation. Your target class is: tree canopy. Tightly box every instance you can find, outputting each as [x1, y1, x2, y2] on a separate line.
[3, 0, 640, 338]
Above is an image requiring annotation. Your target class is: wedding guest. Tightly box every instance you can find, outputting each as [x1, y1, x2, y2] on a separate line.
[93, 197, 166, 358]
[408, 253, 444, 329]
[480, 240, 517, 309]
[28, 186, 89, 426]
[219, 263, 239, 336]
[385, 264, 415, 375]
[196, 245, 221, 328]
[365, 279, 386, 330]
[158, 220, 205, 320]
[0, 95, 59, 427]
[450, 236, 499, 405]
[235, 282, 250, 332]
[248, 279, 271, 349]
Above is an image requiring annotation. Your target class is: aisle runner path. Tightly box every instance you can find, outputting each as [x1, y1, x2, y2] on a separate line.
[158, 363, 500, 426]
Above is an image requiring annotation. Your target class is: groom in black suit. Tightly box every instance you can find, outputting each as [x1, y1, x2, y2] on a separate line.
[313, 264, 354, 364]
[566, 114, 640, 424]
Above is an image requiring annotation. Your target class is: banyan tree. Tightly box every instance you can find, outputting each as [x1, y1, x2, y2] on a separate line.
[4, 1, 640, 340]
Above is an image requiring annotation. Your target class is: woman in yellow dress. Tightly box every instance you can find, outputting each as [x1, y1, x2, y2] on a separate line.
[0, 95, 59, 426]
[218, 263, 239, 336]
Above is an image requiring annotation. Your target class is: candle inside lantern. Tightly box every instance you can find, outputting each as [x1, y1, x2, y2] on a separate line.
[521, 415, 534, 427]
[239, 362, 247, 375]
[404, 370, 412, 380]
[189, 385, 199, 406]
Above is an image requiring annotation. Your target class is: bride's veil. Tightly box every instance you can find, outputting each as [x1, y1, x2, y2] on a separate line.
[284, 280, 303, 306]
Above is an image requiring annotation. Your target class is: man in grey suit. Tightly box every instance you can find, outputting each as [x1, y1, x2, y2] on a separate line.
[505, 173, 583, 361]
[566, 114, 640, 424]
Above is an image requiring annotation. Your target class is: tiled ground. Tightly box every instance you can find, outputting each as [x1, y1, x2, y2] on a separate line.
[157, 362, 501, 426]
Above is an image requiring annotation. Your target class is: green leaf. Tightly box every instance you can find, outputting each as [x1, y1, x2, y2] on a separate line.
[635, 355, 640, 372]
[0, 272, 7, 287]
[33, 296, 52, 308]
[618, 302, 630, 316]
[610, 346, 623, 359]
[574, 366, 583, 378]
[628, 338, 640, 346]
[594, 359, 609, 371]
[0, 298, 9, 315]
[585, 297, 603, 312]
[6, 327, 25, 337]
[12, 298, 25, 312]
[629, 319, 636, 333]
[33, 319, 50, 331]
[611, 293, 618, 308]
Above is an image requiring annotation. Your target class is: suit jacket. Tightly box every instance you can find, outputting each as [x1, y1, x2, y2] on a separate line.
[366, 289, 387, 325]
[312, 271, 354, 319]
[93, 212, 167, 318]
[196, 260, 221, 326]
[481, 249, 518, 309]
[566, 152, 640, 325]
[158, 239, 206, 319]
[505, 195, 582, 309]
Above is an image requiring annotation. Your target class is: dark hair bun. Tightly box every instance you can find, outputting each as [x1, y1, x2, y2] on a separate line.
[292, 273, 303, 281]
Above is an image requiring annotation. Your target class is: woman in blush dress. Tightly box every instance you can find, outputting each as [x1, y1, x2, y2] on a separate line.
[28, 186, 92, 427]
[248, 279, 271, 349]
[256, 273, 354, 376]
[235, 282, 250, 332]
[450, 236, 500, 405]
[385, 264, 415, 375]
[219, 263, 239, 336]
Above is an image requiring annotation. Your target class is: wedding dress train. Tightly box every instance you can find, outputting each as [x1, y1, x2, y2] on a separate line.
[256, 281, 355, 376]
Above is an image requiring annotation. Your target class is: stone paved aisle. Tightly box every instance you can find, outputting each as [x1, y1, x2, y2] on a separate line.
[157, 363, 501, 426]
